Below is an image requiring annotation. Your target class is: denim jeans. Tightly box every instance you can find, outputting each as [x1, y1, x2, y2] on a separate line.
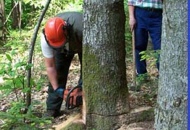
[134, 7, 162, 74]
[46, 50, 82, 110]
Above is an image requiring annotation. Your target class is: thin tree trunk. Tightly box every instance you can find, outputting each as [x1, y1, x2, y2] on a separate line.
[0, 0, 5, 42]
[26, 0, 52, 109]
[11, 0, 20, 29]
[154, 0, 188, 129]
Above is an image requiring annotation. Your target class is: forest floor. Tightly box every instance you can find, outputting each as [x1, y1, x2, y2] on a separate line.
[45, 55, 158, 130]
[0, 54, 159, 130]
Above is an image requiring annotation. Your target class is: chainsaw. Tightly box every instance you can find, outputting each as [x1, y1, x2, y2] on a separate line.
[63, 86, 83, 110]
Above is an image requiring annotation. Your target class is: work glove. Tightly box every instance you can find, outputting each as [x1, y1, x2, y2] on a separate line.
[54, 87, 64, 98]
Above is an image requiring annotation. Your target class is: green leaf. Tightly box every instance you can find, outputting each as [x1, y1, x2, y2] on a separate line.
[14, 62, 27, 68]
[6, 54, 12, 62]
[26, 63, 33, 70]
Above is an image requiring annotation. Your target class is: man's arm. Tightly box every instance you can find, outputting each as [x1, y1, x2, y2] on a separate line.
[41, 33, 59, 91]
[44, 57, 59, 91]
[128, 5, 136, 31]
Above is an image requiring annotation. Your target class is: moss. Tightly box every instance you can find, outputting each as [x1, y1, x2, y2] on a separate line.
[83, 46, 105, 112]
[86, 115, 119, 130]
[83, 44, 129, 115]
[137, 108, 154, 122]
[62, 122, 86, 130]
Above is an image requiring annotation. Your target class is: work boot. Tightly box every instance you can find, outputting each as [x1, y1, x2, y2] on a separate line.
[43, 110, 61, 118]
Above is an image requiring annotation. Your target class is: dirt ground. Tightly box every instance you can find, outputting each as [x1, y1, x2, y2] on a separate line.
[0, 55, 159, 130]
[47, 56, 158, 130]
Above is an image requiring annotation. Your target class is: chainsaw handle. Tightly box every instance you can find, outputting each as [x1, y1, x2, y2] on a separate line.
[65, 86, 82, 109]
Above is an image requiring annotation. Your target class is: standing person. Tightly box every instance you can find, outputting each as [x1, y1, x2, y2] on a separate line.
[128, 0, 163, 91]
[40, 12, 83, 117]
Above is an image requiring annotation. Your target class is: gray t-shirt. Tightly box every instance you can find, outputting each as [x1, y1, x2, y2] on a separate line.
[41, 12, 83, 58]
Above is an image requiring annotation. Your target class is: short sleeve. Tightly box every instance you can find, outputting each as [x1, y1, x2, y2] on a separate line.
[40, 33, 54, 58]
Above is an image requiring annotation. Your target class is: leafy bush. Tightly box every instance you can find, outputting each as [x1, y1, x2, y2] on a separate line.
[0, 30, 50, 129]
[140, 50, 160, 67]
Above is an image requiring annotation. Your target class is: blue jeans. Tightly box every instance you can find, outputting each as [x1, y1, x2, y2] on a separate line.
[134, 7, 162, 74]
[46, 50, 82, 110]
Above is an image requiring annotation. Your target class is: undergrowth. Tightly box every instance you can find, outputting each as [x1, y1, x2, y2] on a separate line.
[0, 30, 50, 129]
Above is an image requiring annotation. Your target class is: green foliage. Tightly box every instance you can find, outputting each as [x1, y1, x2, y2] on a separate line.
[5, 0, 83, 30]
[40, 0, 83, 28]
[4, 0, 12, 29]
[140, 50, 160, 67]
[5, 0, 36, 29]
[124, 2, 133, 61]
[0, 30, 49, 129]
[63, 0, 83, 12]
[0, 39, 30, 92]
[125, 31, 132, 60]
[1, 0, 83, 129]
[0, 50, 51, 129]
[0, 103, 52, 129]
[136, 73, 148, 82]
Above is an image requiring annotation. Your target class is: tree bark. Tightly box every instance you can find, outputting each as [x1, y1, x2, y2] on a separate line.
[0, 0, 5, 42]
[11, 0, 21, 29]
[154, 0, 188, 129]
[26, 0, 52, 109]
[83, 0, 130, 129]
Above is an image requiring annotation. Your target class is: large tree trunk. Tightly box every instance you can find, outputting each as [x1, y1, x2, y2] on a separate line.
[83, 0, 130, 129]
[154, 0, 188, 129]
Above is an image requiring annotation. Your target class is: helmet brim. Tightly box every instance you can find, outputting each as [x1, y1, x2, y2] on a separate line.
[48, 37, 67, 48]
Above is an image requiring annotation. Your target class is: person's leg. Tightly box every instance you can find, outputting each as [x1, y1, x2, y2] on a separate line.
[148, 10, 162, 71]
[128, 7, 150, 92]
[135, 29, 149, 74]
[46, 51, 74, 117]
[135, 7, 149, 75]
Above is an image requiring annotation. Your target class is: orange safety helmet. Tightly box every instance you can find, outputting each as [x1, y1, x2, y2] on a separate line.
[44, 17, 67, 48]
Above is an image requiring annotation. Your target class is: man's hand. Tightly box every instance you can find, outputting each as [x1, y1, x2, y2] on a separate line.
[54, 87, 64, 98]
[128, 5, 136, 31]
[129, 17, 136, 32]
